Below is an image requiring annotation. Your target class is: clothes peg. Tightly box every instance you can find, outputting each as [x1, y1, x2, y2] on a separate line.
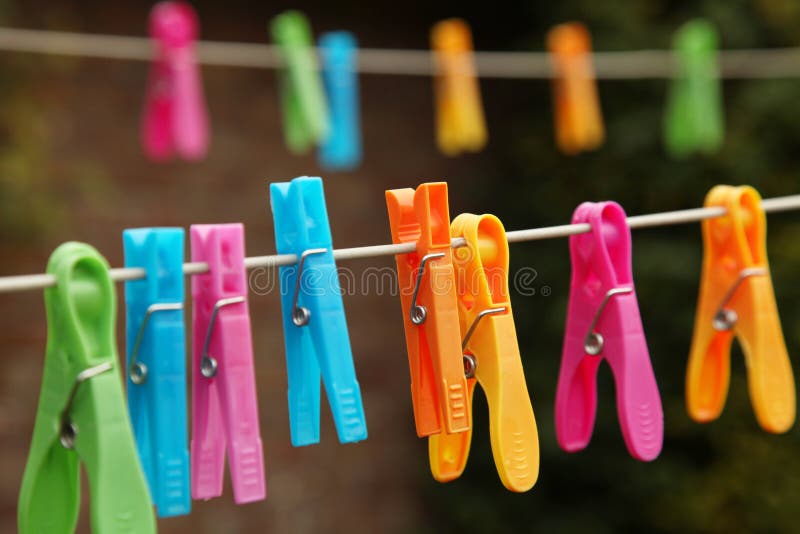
[270, 176, 367, 446]
[664, 19, 724, 157]
[430, 19, 487, 156]
[428, 213, 539, 492]
[556, 202, 663, 461]
[123, 228, 190, 517]
[318, 31, 362, 171]
[19, 242, 155, 534]
[687, 186, 795, 433]
[385, 182, 470, 437]
[141, 1, 209, 161]
[271, 11, 329, 154]
[190, 224, 266, 503]
[546, 22, 604, 155]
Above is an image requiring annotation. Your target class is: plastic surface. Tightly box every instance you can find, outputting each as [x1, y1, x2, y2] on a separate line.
[190, 224, 266, 503]
[19, 242, 155, 534]
[270, 177, 367, 446]
[556, 202, 663, 461]
[429, 213, 540, 492]
[687, 186, 795, 433]
[123, 227, 190, 517]
[141, 1, 209, 161]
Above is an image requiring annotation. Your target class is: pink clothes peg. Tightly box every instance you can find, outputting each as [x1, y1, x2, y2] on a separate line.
[556, 202, 663, 461]
[190, 224, 266, 503]
[142, 1, 209, 161]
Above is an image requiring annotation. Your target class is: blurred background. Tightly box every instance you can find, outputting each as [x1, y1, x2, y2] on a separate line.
[2, 0, 800, 532]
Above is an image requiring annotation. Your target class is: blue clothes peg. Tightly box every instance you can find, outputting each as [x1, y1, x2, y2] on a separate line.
[318, 32, 362, 171]
[123, 228, 190, 517]
[270, 176, 368, 446]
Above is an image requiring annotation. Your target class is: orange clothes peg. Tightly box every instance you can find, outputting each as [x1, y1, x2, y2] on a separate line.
[546, 22, 604, 155]
[687, 185, 795, 433]
[431, 19, 488, 156]
[429, 213, 539, 492]
[386, 182, 470, 437]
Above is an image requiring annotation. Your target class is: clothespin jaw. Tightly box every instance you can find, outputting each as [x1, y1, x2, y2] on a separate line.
[19, 242, 155, 534]
[687, 186, 795, 433]
[190, 224, 266, 503]
[429, 213, 539, 492]
[664, 19, 724, 157]
[557, 202, 663, 461]
[546, 22, 604, 155]
[270, 177, 367, 446]
[142, 1, 209, 161]
[318, 31, 362, 171]
[271, 11, 330, 154]
[385, 182, 469, 437]
[123, 228, 190, 517]
[431, 19, 487, 156]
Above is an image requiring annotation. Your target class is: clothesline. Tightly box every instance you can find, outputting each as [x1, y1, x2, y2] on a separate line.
[1, 27, 800, 79]
[1, 194, 799, 294]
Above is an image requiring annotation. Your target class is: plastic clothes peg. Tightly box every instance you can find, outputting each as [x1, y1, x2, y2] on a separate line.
[556, 202, 663, 461]
[431, 19, 487, 156]
[271, 11, 330, 153]
[428, 213, 540, 492]
[270, 176, 367, 446]
[385, 182, 470, 437]
[664, 19, 724, 157]
[318, 31, 362, 171]
[687, 185, 795, 433]
[19, 242, 155, 534]
[190, 224, 266, 503]
[141, 1, 209, 161]
[546, 22, 604, 155]
[123, 228, 190, 517]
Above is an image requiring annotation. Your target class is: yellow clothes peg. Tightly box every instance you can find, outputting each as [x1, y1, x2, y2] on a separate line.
[431, 19, 488, 156]
[428, 213, 539, 492]
[687, 185, 795, 433]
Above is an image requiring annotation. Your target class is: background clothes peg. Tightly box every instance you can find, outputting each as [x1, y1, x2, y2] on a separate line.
[546, 22, 604, 155]
[190, 224, 266, 503]
[556, 202, 663, 461]
[123, 228, 190, 517]
[431, 19, 487, 156]
[19, 242, 155, 534]
[318, 31, 362, 171]
[385, 182, 470, 437]
[428, 213, 539, 492]
[664, 19, 724, 158]
[270, 176, 367, 446]
[141, 1, 210, 161]
[687, 186, 795, 433]
[271, 11, 330, 154]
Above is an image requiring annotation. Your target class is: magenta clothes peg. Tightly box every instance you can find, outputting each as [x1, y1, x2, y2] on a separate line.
[556, 202, 663, 461]
[142, 1, 209, 161]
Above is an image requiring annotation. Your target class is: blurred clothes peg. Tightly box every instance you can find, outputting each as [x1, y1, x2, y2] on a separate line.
[141, 1, 210, 161]
[123, 228, 190, 517]
[687, 186, 795, 433]
[556, 202, 663, 461]
[546, 23, 604, 155]
[428, 213, 539, 492]
[664, 19, 724, 157]
[385, 182, 470, 437]
[318, 32, 362, 171]
[271, 11, 330, 154]
[270, 177, 367, 446]
[430, 19, 487, 156]
[19, 243, 155, 534]
[190, 224, 266, 504]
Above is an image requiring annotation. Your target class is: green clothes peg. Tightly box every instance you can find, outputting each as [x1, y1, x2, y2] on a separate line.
[664, 19, 724, 157]
[271, 10, 330, 154]
[18, 242, 156, 534]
